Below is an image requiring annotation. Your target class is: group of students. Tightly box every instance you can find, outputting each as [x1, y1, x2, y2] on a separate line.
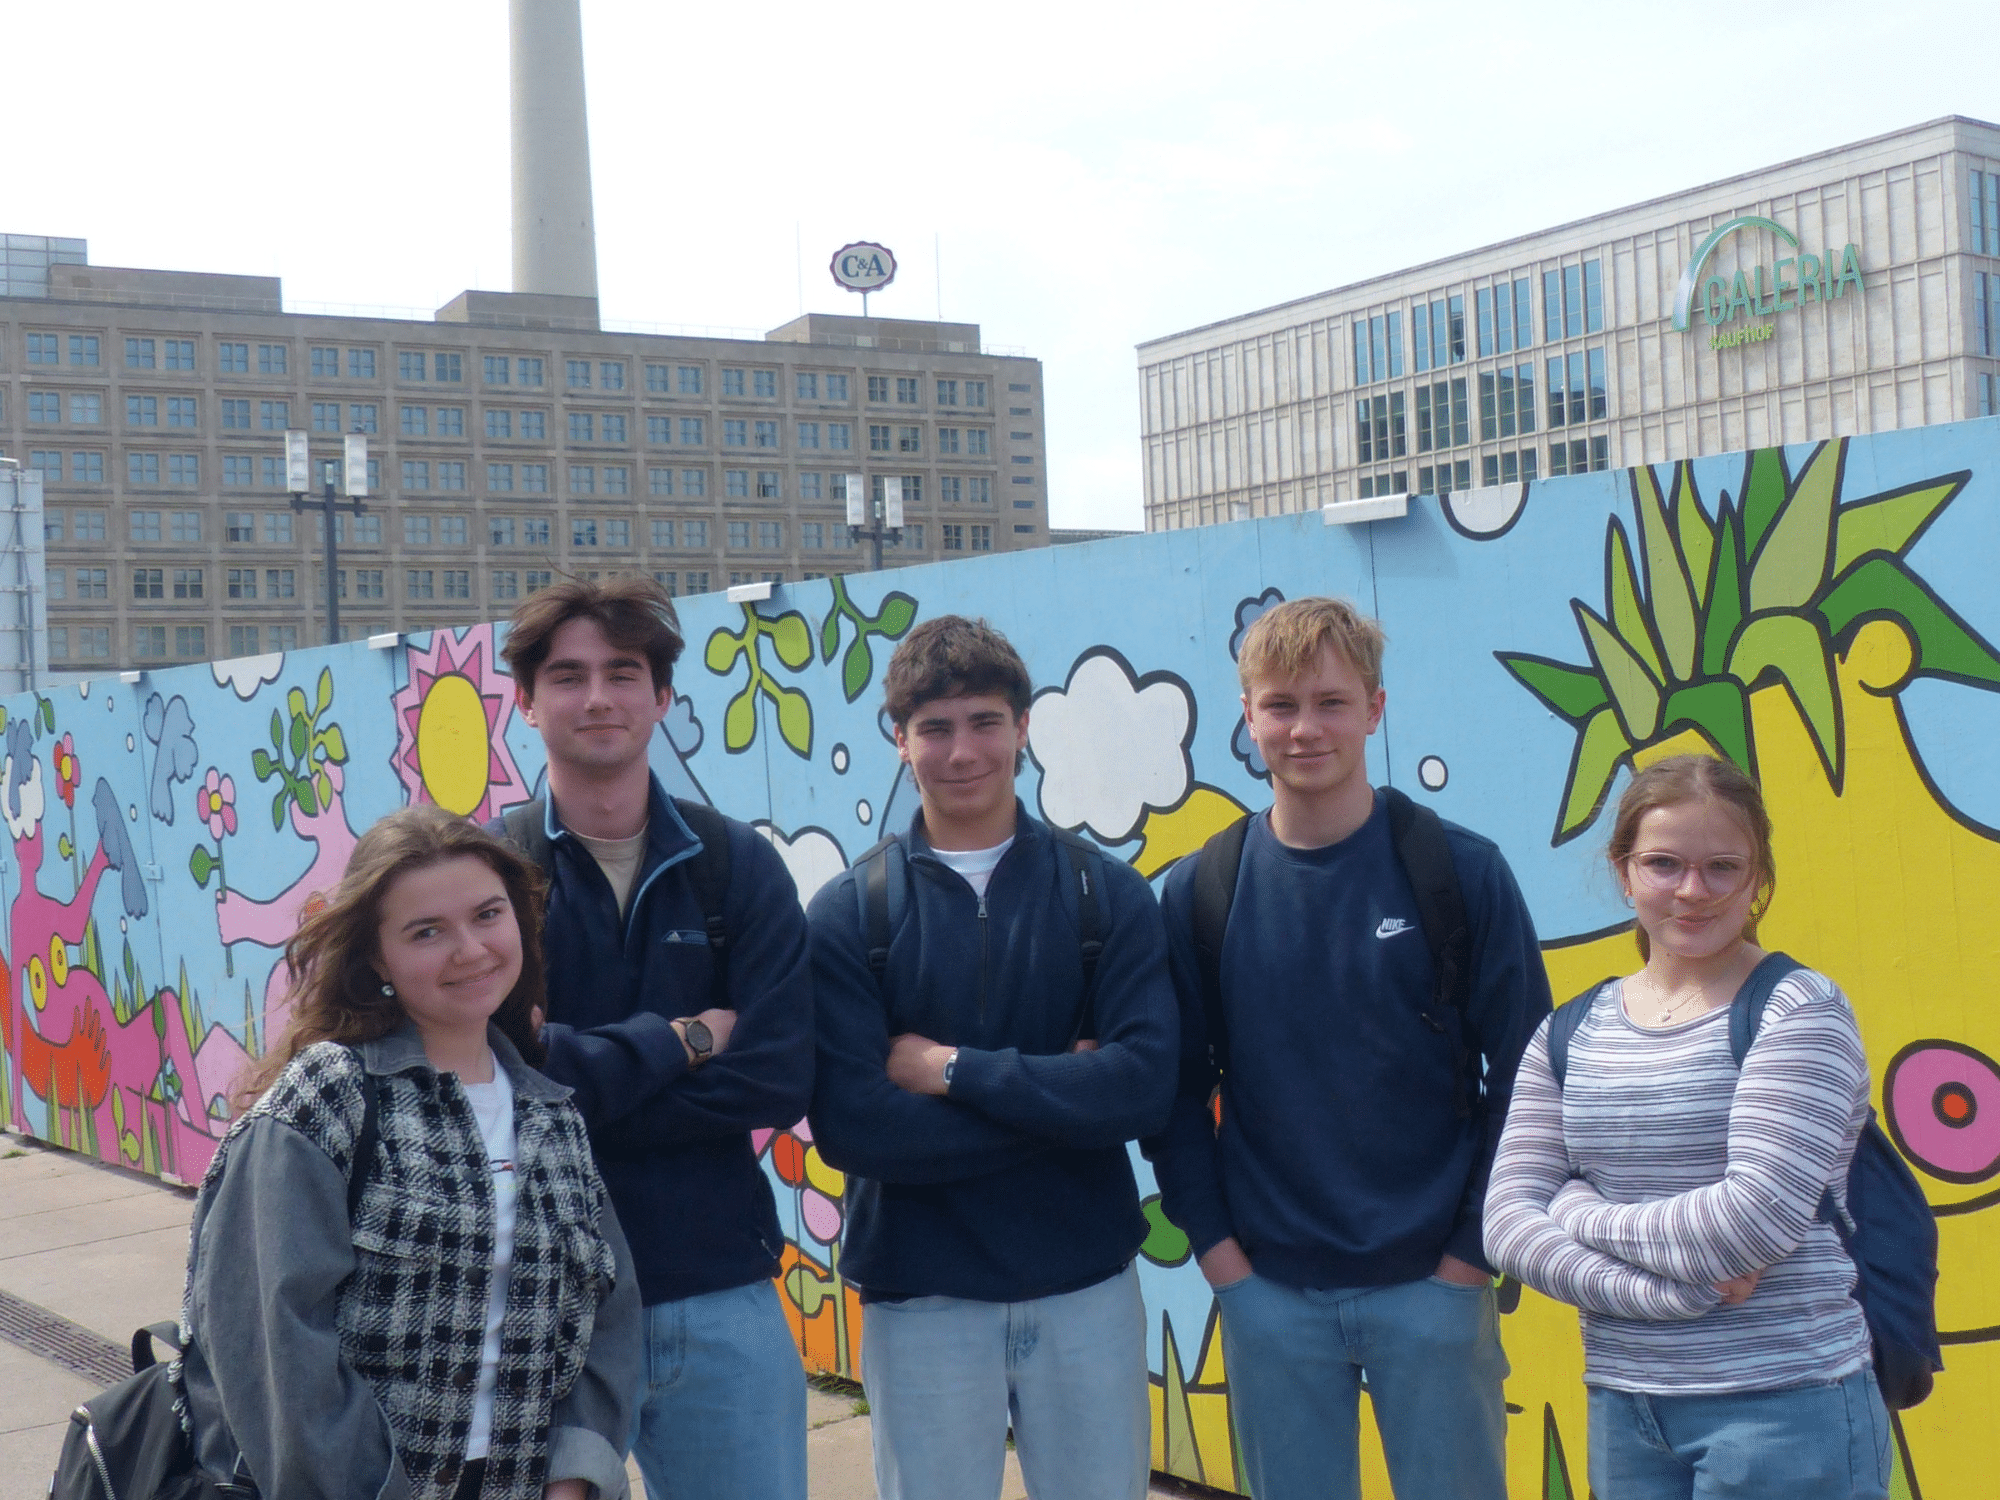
[176, 575, 1894, 1500]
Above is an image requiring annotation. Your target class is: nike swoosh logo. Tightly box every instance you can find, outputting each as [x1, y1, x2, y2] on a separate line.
[1375, 918, 1414, 939]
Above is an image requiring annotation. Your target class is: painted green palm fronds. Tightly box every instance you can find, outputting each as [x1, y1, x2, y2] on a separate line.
[1542, 1405, 1580, 1500]
[705, 603, 816, 759]
[1498, 438, 1998, 842]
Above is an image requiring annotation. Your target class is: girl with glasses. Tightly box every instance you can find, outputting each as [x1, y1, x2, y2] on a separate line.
[1485, 754, 1889, 1500]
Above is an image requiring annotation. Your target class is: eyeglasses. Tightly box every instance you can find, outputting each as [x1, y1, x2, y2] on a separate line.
[1626, 852, 1754, 895]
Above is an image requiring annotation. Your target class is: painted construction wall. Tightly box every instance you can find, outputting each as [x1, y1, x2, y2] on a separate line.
[6, 416, 2000, 1497]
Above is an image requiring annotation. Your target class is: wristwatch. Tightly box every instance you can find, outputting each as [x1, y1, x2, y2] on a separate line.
[942, 1049, 959, 1090]
[682, 1018, 715, 1065]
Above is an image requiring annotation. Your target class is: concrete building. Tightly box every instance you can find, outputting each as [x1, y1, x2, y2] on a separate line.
[1138, 115, 2000, 530]
[0, 240, 1048, 671]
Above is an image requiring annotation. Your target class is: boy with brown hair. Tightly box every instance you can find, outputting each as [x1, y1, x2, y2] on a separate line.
[1144, 595, 1550, 1500]
[497, 575, 814, 1500]
[806, 614, 1178, 1500]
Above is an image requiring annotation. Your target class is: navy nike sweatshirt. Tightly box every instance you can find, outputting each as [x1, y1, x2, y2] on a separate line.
[1142, 792, 1551, 1288]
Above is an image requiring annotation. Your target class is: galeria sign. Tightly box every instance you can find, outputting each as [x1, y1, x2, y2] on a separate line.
[1670, 215, 1863, 333]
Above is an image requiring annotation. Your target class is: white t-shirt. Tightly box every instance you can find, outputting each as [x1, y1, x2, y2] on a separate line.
[458, 1056, 518, 1461]
[930, 836, 1015, 897]
[574, 827, 648, 916]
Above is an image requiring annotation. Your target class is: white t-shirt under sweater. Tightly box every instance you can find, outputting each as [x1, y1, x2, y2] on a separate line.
[930, 836, 1014, 898]
[574, 827, 648, 916]
[459, 1057, 518, 1461]
[1485, 967, 1872, 1394]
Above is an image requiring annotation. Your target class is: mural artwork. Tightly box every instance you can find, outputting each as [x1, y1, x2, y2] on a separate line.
[5, 416, 2000, 1497]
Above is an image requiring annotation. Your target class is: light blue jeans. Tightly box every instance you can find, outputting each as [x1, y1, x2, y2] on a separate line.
[1214, 1271, 1510, 1500]
[1588, 1368, 1891, 1499]
[860, 1262, 1150, 1500]
[627, 1279, 806, 1500]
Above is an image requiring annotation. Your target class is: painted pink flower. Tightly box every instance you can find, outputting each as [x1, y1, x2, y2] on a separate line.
[54, 733, 79, 809]
[197, 767, 237, 840]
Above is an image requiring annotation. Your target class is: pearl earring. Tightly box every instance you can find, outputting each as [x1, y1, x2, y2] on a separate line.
[380, 982, 396, 997]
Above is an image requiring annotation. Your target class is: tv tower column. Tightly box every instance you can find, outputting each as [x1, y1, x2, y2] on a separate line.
[510, 0, 600, 300]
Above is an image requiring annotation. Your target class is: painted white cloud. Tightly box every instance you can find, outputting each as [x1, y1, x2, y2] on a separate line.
[2, 753, 45, 840]
[1030, 650, 1191, 842]
[755, 823, 849, 909]
[212, 653, 285, 700]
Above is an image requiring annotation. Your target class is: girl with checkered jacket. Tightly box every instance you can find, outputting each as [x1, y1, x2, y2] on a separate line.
[178, 805, 642, 1500]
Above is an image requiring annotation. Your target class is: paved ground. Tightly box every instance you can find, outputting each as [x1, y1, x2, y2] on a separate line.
[2, 1134, 1194, 1499]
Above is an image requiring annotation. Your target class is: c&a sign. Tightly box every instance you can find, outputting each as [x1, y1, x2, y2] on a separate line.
[1670, 215, 1864, 335]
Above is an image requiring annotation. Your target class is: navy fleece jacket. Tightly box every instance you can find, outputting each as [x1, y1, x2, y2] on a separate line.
[529, 777, 814, 1306]
[1142, 793, 1550, 1289]
[806, 805, 1178, 1303]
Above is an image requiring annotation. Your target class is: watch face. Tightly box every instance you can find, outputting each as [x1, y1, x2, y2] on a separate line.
[685, 1018, 714, 1058]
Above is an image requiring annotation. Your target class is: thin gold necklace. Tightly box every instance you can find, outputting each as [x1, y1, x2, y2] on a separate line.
[1637, 971, 1722, 1027]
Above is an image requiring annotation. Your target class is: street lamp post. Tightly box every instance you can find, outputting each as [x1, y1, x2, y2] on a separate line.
[845, 473, 903, 572]
[288, 431, 369, 645]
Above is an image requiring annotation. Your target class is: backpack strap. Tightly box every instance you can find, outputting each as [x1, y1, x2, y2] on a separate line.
[853, 835, 904, 980]
[1546, 980, 1619, 1089]
[1051, 829, 1107, 1046]
[1384, 786, 1476, 1117]
[1725, 950, 1804, 1066]
[672, 798, 735, 1009]
[130, 1322, 183, 1373]
[1191, 815, 1250, 1076]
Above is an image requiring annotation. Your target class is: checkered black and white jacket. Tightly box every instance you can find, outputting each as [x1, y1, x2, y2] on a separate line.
[178, 1027, 640, 1500]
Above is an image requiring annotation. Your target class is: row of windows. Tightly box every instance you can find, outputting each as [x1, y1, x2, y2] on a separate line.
[1352, 436, 1610, 501]
[1353, 347, 1606, 463]
[1355, 260, 1604, 386]
[1972, 170, 2000, 258]
[15, 335, 1006, 410]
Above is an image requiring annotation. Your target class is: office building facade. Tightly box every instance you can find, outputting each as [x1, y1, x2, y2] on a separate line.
[0, 242, 1047, 670]
[1138, 116, 2000, 529]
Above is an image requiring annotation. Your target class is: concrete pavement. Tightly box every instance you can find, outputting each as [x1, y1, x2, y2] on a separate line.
[1, 1135, 1196, 1500]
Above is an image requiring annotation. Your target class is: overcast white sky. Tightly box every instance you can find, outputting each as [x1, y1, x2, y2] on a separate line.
[7, 1, 1997, 529]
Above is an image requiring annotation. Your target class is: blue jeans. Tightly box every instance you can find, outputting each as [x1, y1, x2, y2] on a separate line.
[860, 1262, 1150, 1500]
[1588, 1368, 1891, 1500]
[1215, 1272, 1510, 1500]
[627, 1280, 806, 1500]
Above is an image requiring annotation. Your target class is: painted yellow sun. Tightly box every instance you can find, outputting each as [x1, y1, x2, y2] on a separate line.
[389, 626, 532, 823]
[416, 674, 493, 816]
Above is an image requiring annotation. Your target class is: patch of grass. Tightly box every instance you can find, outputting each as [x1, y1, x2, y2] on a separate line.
[2, 1149, 25, 1160]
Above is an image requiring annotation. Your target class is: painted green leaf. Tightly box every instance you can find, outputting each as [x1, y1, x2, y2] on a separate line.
[271, 789, 287, 831]
[1659, 680, 1753, 771]
[1729, 613, 1841, 781]
[296, 774, 318, 818]
[57, 833, 73, 861]
[1701, 499, 1746, 676]
[704, 628, 744, 674]
[875, 593, 917, 638]
[1740, 446, 1791, 559]
[40, 698, 54, 733]
[1831, 475, 1966, 576]
[269, 709, 283, 752]
[1495, 654, 1610, 723]
[110, 1088, 140, 1165]
[1606, 520, 1666, 681]
[842, 636, 873, 703]
[320, 724, 348, 764]
[1542, 1405, 1578, 1500]
[1139, 1196, 1192, 1267]
[1749, 439, 1840, 612]
[189, 845, 214, 888]
[767, 611, 813, 670]
[1634, 467, 1698, 680]
[819, 605, 842, 663]
[723, 686, 757, 752]
[251, 748, 274, 781]
[1575, 602, 1661, 742]
[312, 770, 332, 812]
[772, 684, 813, 759]
[315, 667, 333, 717]
[287, 686, 309, 723]
[1558, 705, 1631, 840]
[1820, 556, 2000, 688]
[288, 712, 307, 761]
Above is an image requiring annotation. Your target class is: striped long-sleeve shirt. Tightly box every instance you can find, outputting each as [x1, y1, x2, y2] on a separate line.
[1484, 966, 1872, 1394]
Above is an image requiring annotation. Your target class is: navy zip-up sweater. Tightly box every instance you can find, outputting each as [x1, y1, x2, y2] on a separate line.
[806, 805, 1178, 1303]
[1142, 794, 1551, 1289]
[531, 777, 814, 1306]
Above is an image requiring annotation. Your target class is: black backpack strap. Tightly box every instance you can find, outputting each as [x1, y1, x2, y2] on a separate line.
[1546, 981, 1618, 1089]
[1725, 951, 1804, 1066]
[672, 799, 735, 1008]
[853, 835, 903, 981]
[1191, 815, 1250, 1076]
[130, 1322, 183, 1373]
[1051, 829, 1106, 1046]
[498, 797, 555, 881]
[1384, 786, 1475, 1117]
[346, 1053, 380, 1223]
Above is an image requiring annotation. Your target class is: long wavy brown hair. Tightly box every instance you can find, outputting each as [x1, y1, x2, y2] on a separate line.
[236, 804, 548, 1107]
